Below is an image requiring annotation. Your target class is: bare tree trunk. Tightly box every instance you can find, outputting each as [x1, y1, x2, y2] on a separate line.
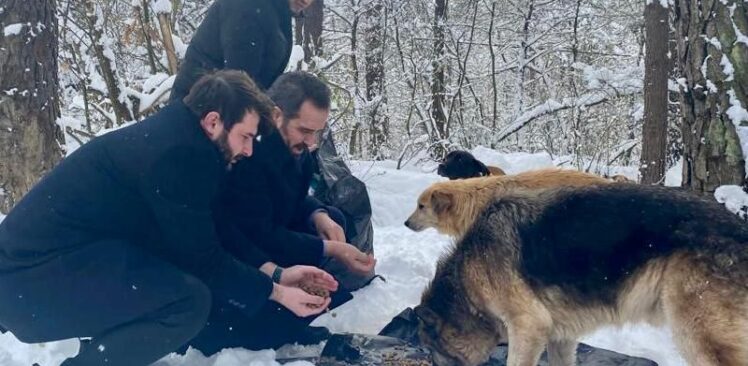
[674, 0, 747, 193]
[513, 0, 534, 124]
[295, 0, 324, 67]
[392, 10, 427, 139]
[446, 0, 478, 137]
[488, 1, 498, 128]
[136, 0, 158, 74]
[640, 1, 669, 184]
[83, 0, 133, 126]
[157, 11, 178, 74]
[0, 0, 64, 213]
[365, 1, 388, 159]
[431, 0, 448, 141]
[348, 2, 362, 156]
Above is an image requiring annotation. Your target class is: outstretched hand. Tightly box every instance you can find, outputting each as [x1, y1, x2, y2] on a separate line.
[325, 240, 377, 275]
[280, 265, 339, 292]
[270, 284, 331, 317]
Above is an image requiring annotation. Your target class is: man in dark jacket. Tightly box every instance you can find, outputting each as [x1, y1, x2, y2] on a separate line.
[219, 71, 376, 286]
[0, 70, 337, 366]
[170, 0, 316, 102]
[177, 72, 375, 355]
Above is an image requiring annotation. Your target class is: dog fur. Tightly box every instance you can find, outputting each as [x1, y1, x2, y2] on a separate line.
[415, 184, 748, 366]
[437, 150, 506, 180]
[405, 169, 610, 238]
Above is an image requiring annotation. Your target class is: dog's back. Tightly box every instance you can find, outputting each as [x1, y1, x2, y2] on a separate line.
[406, 169, 611, 238]
[498, 184, 748, 302]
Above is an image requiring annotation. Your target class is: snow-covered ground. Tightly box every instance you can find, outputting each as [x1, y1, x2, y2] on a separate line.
[2, 148, 733, 366]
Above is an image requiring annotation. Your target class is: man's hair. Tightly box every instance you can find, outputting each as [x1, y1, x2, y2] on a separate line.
[183, 70, 274, 135]
[267, 71, 331, 122]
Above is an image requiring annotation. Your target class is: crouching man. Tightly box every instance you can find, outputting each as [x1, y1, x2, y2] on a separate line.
[0, 70, 337, 366]
[191, 72, 376, 353]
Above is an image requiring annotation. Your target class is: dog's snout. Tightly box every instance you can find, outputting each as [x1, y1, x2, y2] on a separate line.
[404, 219, 411, 228]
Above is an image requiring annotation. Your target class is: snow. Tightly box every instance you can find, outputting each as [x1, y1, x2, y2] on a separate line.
[0, 149, 714, 366]
[151, 0, 172, 14]
[285, 45, 305, 72]
[645, 0, 669, 8]
[664, 158, 683, 187]
[3, 23, 24, 37]
[715, 185, 748, 219]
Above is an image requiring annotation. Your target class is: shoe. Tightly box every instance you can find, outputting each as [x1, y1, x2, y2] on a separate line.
[292, 326, 331, 345]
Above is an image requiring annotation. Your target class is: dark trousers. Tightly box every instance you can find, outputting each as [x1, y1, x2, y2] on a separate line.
[182, 289, 351, 355]
[182, 206, 354, 355]
[0, 240, 212, 366]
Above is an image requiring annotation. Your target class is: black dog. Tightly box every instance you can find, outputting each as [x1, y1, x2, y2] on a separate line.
[437, 150, 505, 180]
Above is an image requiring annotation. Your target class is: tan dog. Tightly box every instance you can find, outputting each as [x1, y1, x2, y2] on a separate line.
[416, 184, 748, 366]
[404, 169, 610, 238]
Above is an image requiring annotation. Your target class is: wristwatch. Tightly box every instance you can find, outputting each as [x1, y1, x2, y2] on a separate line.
[272, 266, 284, 283]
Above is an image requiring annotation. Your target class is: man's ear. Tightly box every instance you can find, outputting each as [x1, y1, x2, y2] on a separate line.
[431, 190, 454, 215]
[272, 106, 284, 128]
[200, 111, 223, 139]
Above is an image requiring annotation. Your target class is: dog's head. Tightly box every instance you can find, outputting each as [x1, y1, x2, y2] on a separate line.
[404, 186, 456, 234]
[437, 151, 490, 180]
[414, 304, 503, 366]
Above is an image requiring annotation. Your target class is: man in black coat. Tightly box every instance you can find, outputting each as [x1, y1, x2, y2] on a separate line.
[0, 70, 337, 366]
[218, 71, 376, 285]
[170, 0, 316, 102]
[178, 72, 375, 355]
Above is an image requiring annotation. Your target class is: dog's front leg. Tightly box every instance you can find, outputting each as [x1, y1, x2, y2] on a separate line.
[505, 317, 551, 366]
[547, 340, 577, 366]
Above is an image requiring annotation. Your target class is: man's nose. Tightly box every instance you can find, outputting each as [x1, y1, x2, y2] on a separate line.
[303, 133, 317, 148]
[243, 141, 253, 157]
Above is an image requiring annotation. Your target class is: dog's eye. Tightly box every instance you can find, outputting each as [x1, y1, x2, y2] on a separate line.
[418, 204, 425, 210]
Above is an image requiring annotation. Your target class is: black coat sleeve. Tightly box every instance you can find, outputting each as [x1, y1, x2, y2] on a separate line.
[298, 195, 325, 225]
[294, 153, 325, 225]
[142, 145, 273, 315]
[221, 166, 325, 268]
[218, 0, 266, 82]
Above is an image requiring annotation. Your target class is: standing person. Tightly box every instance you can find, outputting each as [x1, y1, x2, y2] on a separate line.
[0, 70, 337, 366]
[170, 0, 316, 102]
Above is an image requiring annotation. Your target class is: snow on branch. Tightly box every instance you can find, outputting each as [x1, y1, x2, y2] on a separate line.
[495, 64, 643, 143]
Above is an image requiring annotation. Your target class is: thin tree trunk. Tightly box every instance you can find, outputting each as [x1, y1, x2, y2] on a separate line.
[298, 0, 324, 66]
[365, 1, 388, 159]
[488, 1, 498, 128]
[156, 11, 178, 74]
[431, 0, 448, 141]
[137, 0, 158, 74]
[0, 0, 64, 213]
[640, 1, 669, 184]
[348, 2, 361, 156]
[83, 0, 133, 126]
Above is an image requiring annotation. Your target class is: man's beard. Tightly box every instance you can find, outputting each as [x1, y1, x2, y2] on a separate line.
[216, 130, 241, 165]
[280, 123, 307, 156]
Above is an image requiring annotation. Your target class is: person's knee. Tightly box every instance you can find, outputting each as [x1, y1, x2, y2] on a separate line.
[174, 275, 212, 337]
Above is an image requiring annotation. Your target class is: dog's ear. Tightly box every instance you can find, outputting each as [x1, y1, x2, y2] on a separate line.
[431, 190, 454, 214]
[474, 159, 489, 177]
